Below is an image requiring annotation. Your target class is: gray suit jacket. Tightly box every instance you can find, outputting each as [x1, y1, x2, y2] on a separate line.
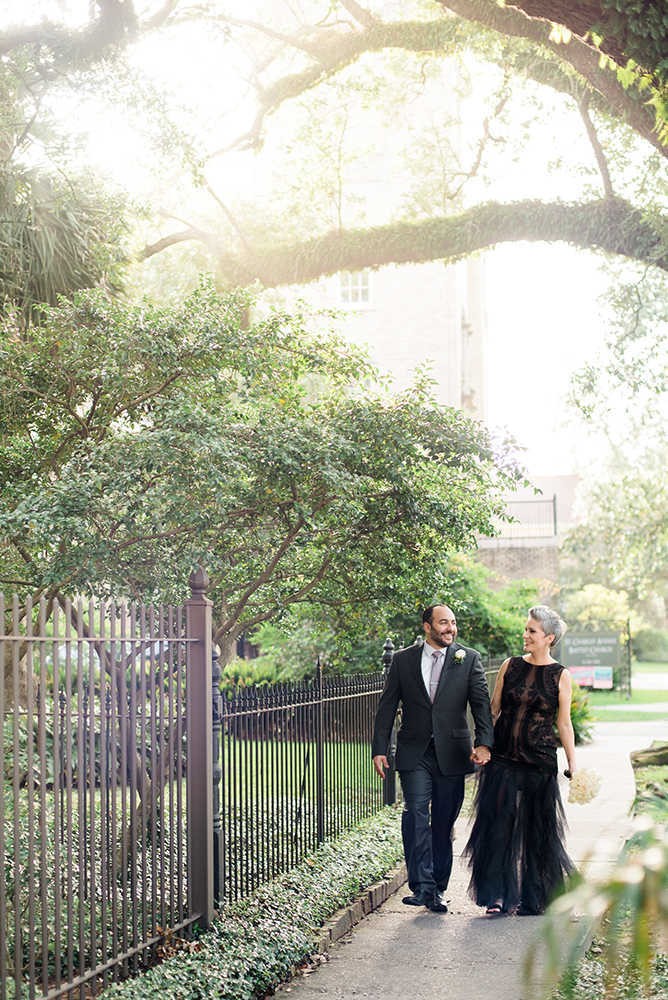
[371, 641, 494, 776]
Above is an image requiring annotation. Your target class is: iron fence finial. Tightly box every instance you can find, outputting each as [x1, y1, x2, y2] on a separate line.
[188, 565, 210, 597]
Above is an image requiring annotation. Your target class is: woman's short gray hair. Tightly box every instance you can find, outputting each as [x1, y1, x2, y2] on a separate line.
[528, 605, 567, 647]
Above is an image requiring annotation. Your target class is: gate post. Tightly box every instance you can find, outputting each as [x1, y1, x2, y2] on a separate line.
[186, 566, 214, 928]
[381, 637, 397, 806]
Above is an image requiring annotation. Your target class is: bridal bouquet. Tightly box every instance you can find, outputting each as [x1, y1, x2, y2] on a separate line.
[566, 768, 602, 805]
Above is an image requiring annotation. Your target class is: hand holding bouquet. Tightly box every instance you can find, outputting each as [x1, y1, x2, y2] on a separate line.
[564, 768, 601, 804]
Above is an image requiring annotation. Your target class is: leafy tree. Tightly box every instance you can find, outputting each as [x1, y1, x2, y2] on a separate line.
[566, 464, 668, 619]
[0, 164, 128, 323]
[570, 267, 667, 433]
[435, 552, 540, 656]
[562, 583, 643, 635]
[0, 2, 666, 290]
[0, 280, 521, 666]
[2, 280, 521, 863]
[242, 552, 539, 681]
[565, 266, 667, 622]
[0, 45, 130, 323]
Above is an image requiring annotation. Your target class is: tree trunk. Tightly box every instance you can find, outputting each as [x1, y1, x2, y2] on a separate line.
[630, 743, 668, 768]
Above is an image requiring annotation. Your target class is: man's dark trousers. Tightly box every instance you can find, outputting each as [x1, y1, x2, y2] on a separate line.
[400, 741, 465, 896]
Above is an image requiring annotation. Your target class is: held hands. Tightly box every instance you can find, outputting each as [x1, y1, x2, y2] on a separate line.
[373, 754, 389, 778]
[375, 747, 492, 774]
[470, 745, 491, 766]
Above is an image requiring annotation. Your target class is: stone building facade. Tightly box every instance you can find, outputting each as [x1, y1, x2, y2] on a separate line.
[276, 256, 487, 420]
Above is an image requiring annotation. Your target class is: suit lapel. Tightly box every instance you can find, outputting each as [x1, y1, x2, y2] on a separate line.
[410, 644, 432, 705]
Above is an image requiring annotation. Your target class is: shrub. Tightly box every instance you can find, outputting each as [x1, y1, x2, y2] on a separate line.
[100, 807, 404, 1000]
[525, 738, 668, 998]
[569, 683, 594, 745]
[632, 627, 668, 662]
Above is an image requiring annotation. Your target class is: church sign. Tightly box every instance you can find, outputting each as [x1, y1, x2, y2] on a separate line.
[561, 632, 619, 689]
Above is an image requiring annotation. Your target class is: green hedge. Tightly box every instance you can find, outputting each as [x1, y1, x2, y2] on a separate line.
[100, 807, 404, 1000]
[632, 627, 668, 662]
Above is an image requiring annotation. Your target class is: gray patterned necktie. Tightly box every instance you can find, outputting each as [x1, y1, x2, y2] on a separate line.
[429, 650, 444, 702]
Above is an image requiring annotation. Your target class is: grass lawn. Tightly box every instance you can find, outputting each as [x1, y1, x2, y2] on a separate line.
[591, 710, 668, 722]
[584, 669, 668, 722]
[588, 689, 668, 705]
[632, 661, 668, 674]
[633, 762, 668, 822]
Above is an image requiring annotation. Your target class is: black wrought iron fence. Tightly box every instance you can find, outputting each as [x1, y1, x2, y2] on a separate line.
[213, 658, 386, 904]
[1, 572, 398, 999]
[0, 573, 213, 1000]
[4, 573, 499, 1000]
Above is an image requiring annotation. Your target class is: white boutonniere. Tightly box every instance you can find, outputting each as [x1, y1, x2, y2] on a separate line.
[454, 649, 466, 663]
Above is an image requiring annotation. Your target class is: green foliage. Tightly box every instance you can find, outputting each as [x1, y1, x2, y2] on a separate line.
[0, 166, 128, 325]
[633, 761, 668, 823]
[550, 952, 668, 1000]
[570, 269, 667, 420]
[99, 807, 404, 1000]
[241, 553, 539, 680]
[525, 819, 668, 999]
[568, 684, 595, 746]
[632, 628, 668, 663]
[565, 453, 668, 611]
[562, 584, 639, 636]
[236, 611, 342, 682]
[0, 281, 521, 662]
[525, 741, 668, 999]
[220, 654, 292, 689]
[435, 553, 540, 657]
[599, 1, 668, 87]
[567, 267, 667, 621]
[594, 0, 668, 144]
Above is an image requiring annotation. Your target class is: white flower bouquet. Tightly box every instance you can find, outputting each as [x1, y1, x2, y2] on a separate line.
[454, 649, 466, 663]
[566, 768, 602, 805]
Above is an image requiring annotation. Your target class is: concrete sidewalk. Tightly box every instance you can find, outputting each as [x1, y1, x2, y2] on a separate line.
[278, 720, 668, 1000]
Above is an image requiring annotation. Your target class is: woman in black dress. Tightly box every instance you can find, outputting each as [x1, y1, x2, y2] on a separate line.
[465, 605, 577, 915]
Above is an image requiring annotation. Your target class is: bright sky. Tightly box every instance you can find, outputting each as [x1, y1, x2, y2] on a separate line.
[485, 244, 608, 477]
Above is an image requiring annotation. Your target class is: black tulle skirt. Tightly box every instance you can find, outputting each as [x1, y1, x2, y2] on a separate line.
[464, 757, 575, 914]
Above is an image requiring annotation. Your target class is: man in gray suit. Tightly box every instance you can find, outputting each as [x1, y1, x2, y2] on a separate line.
[372, 605, 493, 912]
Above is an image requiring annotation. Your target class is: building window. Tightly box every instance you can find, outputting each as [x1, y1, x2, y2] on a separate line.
[339, 270, 371, 305]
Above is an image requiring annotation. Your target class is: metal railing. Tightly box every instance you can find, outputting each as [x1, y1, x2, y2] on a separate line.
[0, 572, 213, 1000]
[2, 573, 498, 999]
[213, 661, 386, 904]
[484, 495, 558, 540]
[1, 571, 395, 998]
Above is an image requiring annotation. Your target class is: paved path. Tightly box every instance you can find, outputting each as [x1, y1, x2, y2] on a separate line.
[632, 671, 668, 690]
[278, 721, 668, 1000]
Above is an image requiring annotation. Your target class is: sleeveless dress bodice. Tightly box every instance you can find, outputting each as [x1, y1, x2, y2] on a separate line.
[493, 657, 564, 772]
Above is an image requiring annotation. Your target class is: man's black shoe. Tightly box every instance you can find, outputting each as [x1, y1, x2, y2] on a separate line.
[402, 893, 430, 906]
[426, 894, 448, 913]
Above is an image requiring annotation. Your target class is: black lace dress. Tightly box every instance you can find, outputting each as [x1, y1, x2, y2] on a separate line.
[464, 657, 574, 914]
